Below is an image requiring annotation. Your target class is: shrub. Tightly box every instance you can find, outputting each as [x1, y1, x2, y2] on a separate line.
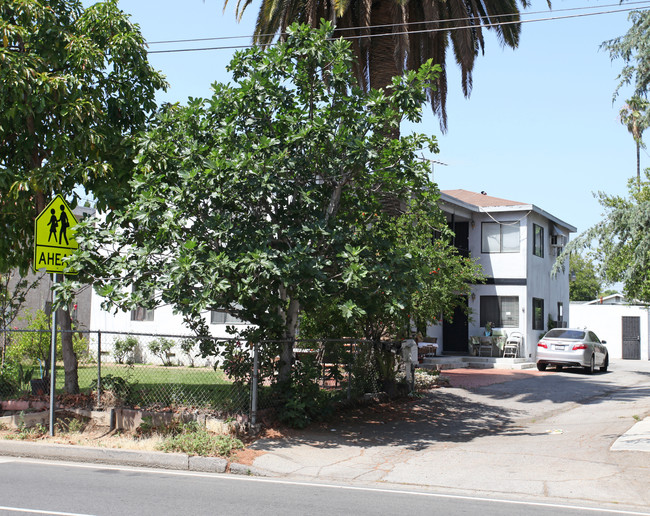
[156, 421, 244, 457]
[112, 336, 140, 364]
[4, 310, 88, 371]
[275, 354, 334, 429]
[97, 373, 135, 404]
[414, 369, 449, 390]
[148, 337, 175, 366]
[180, 338, 197, 367]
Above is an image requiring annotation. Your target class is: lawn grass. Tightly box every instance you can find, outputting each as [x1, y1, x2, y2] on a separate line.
[47, 363, 249, 411]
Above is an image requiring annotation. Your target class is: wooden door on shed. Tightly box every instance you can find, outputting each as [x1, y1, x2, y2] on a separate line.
[622, 316, 641, 360]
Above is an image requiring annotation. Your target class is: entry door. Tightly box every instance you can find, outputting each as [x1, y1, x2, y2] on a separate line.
[622, 316, 641, 360]
[442, 297, 469, 354]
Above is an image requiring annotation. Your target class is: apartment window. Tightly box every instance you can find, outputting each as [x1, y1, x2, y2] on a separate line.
[480, 296, 519, 327]
[481, 222, 520, 253]
[533, 298, 544, 330]
[210, 310, 245, 325]
[131, 306, 154, 322]
[130, 285, 154, 321]
[533, 224, 544, 258]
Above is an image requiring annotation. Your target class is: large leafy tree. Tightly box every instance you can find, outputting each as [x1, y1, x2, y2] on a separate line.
[227, 0, 536, 131]
[557, 175, 650, 302]
[602, 10, 650, 102]
[63, 23, 480, 383]
[568, 253, 603, 302]
[0, 0, 166, 392]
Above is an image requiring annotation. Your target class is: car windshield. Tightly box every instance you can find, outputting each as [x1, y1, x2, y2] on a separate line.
[545, 329, 585, 340]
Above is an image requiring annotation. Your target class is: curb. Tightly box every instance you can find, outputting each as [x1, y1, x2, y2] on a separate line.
[0, 440, 270, 476]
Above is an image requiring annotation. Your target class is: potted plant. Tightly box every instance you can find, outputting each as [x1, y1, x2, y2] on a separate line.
[484, 321, 493, 337]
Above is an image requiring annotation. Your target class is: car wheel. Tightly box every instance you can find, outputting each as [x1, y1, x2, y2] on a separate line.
[600, 354, 609, 373]
[584, 355, 595, 375]
[537, 363, 547, 371]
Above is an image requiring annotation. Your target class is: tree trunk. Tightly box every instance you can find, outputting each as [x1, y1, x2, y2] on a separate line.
[637, 140, 641, 189]
[368, 0, 401, 92]
[57, 307, 79, 394]
[278, 298, 300, 384]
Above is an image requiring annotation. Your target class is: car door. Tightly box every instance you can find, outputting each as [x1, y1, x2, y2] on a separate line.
[588, 331, 605, 365]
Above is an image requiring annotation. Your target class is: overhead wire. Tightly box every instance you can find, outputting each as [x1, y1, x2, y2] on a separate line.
[146, 1, 650, 55]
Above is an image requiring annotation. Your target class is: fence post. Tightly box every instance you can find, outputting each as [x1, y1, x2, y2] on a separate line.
[96, 330, 102, 407]
[250, 341, 259, 428]
[347, 342, 353, 401]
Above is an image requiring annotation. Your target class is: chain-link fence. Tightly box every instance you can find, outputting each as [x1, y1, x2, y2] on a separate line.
[0, 329, 403, 423]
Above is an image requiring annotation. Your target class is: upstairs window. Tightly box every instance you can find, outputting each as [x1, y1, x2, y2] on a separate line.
[533, 224, 544, 258]
[481, 222, 520, 253]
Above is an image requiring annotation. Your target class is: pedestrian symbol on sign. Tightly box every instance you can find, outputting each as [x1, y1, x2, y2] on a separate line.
[34, 195, 79, 275]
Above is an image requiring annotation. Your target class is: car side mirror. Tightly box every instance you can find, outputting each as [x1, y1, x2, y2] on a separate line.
[601, 340, 607, 345]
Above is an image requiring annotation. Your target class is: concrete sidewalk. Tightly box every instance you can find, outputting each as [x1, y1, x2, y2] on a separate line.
[0, 362, 649, 510]
[246, 363, 650, 508]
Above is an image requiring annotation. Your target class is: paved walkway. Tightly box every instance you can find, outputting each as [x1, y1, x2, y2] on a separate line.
[0, 361, 649, 511]
[444, 368, 545, 389]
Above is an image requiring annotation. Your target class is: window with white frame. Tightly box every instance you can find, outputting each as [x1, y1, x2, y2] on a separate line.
[481, 222, 520, 253]
[480, 296, 519, 327]
[210, 309, 245, 325]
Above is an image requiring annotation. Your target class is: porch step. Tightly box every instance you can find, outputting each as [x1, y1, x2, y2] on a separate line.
[420, 356, 535, 371]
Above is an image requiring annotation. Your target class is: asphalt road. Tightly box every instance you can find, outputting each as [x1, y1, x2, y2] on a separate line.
[0, 459, 647, 516]
[0, 360, 649, 515]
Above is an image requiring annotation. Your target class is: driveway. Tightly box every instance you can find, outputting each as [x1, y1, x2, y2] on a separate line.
[250, 359, 650, 511]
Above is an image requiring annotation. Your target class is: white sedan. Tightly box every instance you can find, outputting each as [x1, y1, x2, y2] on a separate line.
[536, 328, 609, 374]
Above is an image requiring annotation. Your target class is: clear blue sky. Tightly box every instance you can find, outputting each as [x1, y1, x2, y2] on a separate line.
[113, 0, 644, 235]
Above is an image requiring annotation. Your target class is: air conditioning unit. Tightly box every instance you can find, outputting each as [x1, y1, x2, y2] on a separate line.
[550, 234, 567, 247]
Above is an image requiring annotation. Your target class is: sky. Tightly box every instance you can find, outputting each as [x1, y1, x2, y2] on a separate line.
[110, 0, 647, 236]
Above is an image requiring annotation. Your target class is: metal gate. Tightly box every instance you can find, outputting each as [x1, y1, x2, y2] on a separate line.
[622, 316, 641, 360]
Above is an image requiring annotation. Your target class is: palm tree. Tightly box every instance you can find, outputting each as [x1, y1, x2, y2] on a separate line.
[619, 96, 649, 188]
[227, 0, 537, 131]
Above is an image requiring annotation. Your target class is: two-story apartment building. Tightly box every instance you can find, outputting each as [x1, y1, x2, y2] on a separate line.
[425, 189, 576, 360]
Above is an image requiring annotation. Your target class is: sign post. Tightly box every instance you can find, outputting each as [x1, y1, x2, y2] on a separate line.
[33, 195, 79, 436]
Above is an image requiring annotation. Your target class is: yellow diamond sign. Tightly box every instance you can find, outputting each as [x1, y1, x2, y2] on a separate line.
[33, 195, 79, 274]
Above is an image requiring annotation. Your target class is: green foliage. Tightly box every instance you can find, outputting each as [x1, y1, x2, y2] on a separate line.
[179, 338, 198, 367]
[4, 310, 87, 372]
[557, 173, 650, 301]
[0, 272, 43, 333]
[97, 373, 134, 404]
[569, 253, 603, 301]
[157, 421, 244, 457]
[147, 337, 175, 366]
[274, 354, 334, 429]
[64, 22, 480, 391]
[112, 336, 140, 365]
[602, 10, 650, 102]
[0, 0, 166, 275]
[0, 373, 19, 398]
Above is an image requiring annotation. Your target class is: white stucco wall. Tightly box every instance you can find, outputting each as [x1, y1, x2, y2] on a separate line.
[89, 290, 251, 365]
[570, 303, 650, 360]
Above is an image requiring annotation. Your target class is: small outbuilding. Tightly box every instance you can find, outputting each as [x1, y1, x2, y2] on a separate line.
[570, 295, 650, 360]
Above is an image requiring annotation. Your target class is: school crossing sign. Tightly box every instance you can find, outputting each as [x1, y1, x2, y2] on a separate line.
[33, 195, 79, 274]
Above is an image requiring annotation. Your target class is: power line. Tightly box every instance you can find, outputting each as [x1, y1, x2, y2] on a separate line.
[147, 2, 650, 55]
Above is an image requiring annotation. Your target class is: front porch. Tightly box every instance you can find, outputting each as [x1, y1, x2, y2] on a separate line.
[420, 355, 536, 371]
